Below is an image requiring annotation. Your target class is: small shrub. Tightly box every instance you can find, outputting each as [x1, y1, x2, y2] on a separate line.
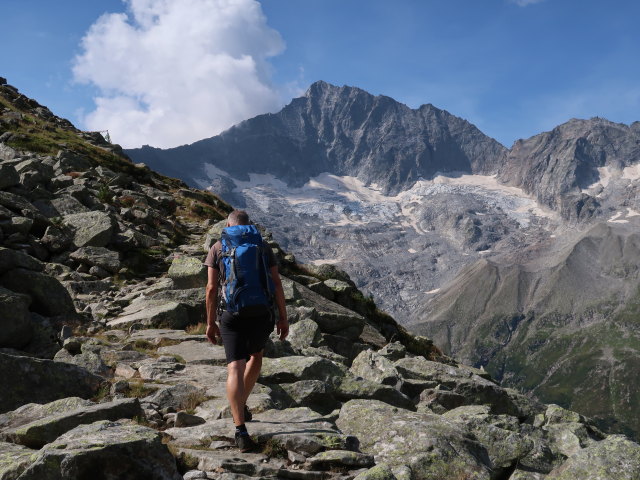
[127, 380, 156, 399]
[67, 171, 83, 179]
[97, 183, 114, 204]
[91, 381, 112, 402]
[186, 322, 207, 335]
[260, 438, 287, 458]
[118, 195, 136, 208]
[182, 391, 209, 412]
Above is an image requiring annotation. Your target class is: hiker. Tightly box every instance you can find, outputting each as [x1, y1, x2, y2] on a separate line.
[204, 210, 289, 452]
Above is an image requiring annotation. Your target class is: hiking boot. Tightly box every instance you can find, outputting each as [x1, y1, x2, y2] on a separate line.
[235, 432, 258, 453]
[244, 405, 253, 422]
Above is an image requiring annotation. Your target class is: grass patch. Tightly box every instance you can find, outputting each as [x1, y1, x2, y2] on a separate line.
[181, 391, 210, 412]
[260, 438, 287, 458]
[91, 382, 112, 402]
[127, 380, 157, 399]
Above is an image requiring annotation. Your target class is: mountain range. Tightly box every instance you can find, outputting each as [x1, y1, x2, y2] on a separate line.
[127, 81, 640, 438]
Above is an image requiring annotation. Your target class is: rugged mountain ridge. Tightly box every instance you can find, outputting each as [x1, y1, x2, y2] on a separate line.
[128, 81, 508, 195]
[3, 78, 640, 479]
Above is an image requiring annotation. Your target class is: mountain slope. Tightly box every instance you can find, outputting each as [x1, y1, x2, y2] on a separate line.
[128, 80, 508, 195]
[411, 221, 640, 436]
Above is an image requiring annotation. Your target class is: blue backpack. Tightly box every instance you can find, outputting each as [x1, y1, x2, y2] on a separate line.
[220, 224, 275, 316]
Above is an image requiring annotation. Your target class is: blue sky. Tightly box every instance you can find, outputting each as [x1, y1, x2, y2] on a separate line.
[2, 0, 639, 148]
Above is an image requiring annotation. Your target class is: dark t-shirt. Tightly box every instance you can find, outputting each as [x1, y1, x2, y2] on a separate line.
[203, 240, 277, 282]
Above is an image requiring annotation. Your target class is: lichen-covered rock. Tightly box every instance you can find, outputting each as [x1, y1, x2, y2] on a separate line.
[0, 287, 32, 349]
[143, 383, 207, 411]
[547, 435, 640, 480]
[107, 299, 190, 329]
[69, 246, 121, 273]
[313, 311, 365, 334]
[353, 464, 398, 480]
[157, 340, 226, 366]
[167, 255, 207, 289]
[63, 210, 115, 248]
[0, 353, 103, 414]
[1, 398, 143, 448]
[307, 449, 375, 469]
[280, 380, 336, 412]
[0, 247, 43, 274]
[0, 397, 94, 433]
[259, 356, 346, 384]
[16, 420, 182, 480]
[0, 268, 75, 316]
[0, 441, 33, 480]
[0, 164, 19, 190]
[287, 318, 323, 351]
[337, 399, 493, 480]
[333, 375, 415, 410]
[350, 350, 402, 387]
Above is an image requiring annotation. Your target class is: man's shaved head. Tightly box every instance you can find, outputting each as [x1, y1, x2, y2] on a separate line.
[227, 210, 250, 226]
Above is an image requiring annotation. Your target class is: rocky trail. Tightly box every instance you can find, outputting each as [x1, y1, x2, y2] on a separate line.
[1, 77, 640, 479]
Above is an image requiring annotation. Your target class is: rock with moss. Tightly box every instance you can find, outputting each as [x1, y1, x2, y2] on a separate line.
[350, 350, 402, 387]
[143, 383, 207, 411]
[167, 255, 207, 289]
[287, 318, 324, 351]
[546, 435, 640, 480]
[0, 287, 32, 349]
[1, 398, 143, 448]
[156, 340, 226, 366]
[307, 449, 375, 469]
[107, 299, 190, 330]
[337, 399, 493, 479]
[69, 246, 121, 273]
[333, 374, 415, 410]
[0, 397, 94, 433]
[353, 464, 398, 480]
[16, 420, 182, 480]
[0, 268, 75, 316]
[0, 353, 103, 414]
[53, 348, 112, 377]
[280, 380, 337, 413]
[259, 356, 347, 384]
[0, 247, 43, 273]
[62, 211, 115, 248]
[0, 441, 34, 480]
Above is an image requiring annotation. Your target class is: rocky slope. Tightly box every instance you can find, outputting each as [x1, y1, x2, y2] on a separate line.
[2, 78, 640, 479]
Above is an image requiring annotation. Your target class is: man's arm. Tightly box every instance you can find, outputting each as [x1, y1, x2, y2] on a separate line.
[270, 265, 289, 340]
[205, 266, 221, 344]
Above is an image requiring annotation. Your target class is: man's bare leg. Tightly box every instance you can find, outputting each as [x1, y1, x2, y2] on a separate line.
[242, 351, 263, 407]
[227, 359, 246, 425]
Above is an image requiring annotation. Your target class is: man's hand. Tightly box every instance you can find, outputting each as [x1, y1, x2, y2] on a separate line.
[277, 317, 289, 341]
[206, 322, 221, 345]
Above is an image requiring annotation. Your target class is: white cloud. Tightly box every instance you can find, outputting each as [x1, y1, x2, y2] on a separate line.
[509, 0, 546, 6]
[73, 0, 285, 148]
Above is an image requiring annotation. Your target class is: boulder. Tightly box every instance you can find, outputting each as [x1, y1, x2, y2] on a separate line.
[143, 383, 207, 411]
[157, 340, 227, 366]
[167, 255, 207, 289]
[280, 380, 337, 413]
[350, 350, 402, 387]
[333, 374, 415, 410]
[1, 398, 144, 448]
[0, 397, 93, 432]
[0, 353, 103, 414]
[0, 268, 76, 316]
[0, 165, 19, 190]
[353, 464, 398, 480]
[307, 450, 375, 470]
[0, 441, 34, 480]
[0, 247, 43, 273]
[287, 318, 323, 351]
[313, 311, 365, 334]
[259, 356, 347, 384]
[63, 211, 115, 248]
[107, 299, 190, 329]
[69, 246, 121, 273]
[0, 287, 32, 349]
[16, 420, 182, 480]
[337, 399, 493, 480]
[203, 220, 226, 252]
[547, 435, 640, 480]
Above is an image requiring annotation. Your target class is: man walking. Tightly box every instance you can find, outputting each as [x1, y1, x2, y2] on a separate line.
[204, 210, 289, 452]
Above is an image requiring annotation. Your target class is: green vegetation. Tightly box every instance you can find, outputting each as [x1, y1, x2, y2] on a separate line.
[260, 438, 288, 458]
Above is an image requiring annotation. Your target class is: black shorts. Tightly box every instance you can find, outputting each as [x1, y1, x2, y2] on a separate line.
[219, 310, 275, 363]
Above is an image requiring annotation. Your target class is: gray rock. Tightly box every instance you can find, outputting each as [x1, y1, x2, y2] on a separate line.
[143, 383, 207, 411]
[280, 380, 336, 412]
[174, 411, 206, 428]
[157, 340, 226, 365]
[167, 255, 207, 288]
[333, 374, 415, 410]
[0, 165, 19, 190]
[69, 246, 121, 273]
[35, 195, 89, 217]
[353, 464, 398, 480]
[306, 450, 375, 470]
[546, 435, 640, 480]
[40, 226, 72, 253]
[1, 398, 143, 448]
[16, 420, 182, 480]
[0, 247, 43, 273]
[0, 441, 34, 480]
[0, 353, 103, 414]
[337, 399, 492, 479]
[0, 216, 33, 235]
[0, 287, 32, 349]
[107, 300, 190, 330]
[287, 319, 323, 351]
[63, 210, 115, 248]
[350, 350, 402, 387]
[313, 311, 365, 334]
[0, 268, 76, 316]
[259, 356, 347, 384]
[54, 348, 112, 377]
[377, 342, 406, 361]
[203, 220, 226, 252]
[0, 397, 94, 432]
